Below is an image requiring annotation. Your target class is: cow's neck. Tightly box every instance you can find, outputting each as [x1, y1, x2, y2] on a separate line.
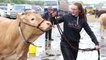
[7, 21, 43, 43]
[19, 22, 43, 42]
[4, 21, 43, 55]
[16, 21, 44, 58]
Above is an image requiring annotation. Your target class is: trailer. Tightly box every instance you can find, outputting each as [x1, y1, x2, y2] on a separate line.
[43, 0, 69, 16]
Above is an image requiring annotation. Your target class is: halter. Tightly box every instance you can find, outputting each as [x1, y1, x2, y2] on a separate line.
[18, 19, 45, 47]
[22, 20, 45, 32]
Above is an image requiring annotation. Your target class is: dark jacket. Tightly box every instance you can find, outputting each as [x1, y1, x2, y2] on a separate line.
[42, 12, 55, 24]
[55, 13, 99, 45]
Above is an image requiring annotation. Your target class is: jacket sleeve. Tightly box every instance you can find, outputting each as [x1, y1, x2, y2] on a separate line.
[82, 20, 99, 45]
[42, 12, 48, 20]
[54, 15, 64, 24]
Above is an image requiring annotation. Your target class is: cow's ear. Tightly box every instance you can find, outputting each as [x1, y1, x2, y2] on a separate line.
[23, 12, 30, 15]
[16, 13, 23, 22]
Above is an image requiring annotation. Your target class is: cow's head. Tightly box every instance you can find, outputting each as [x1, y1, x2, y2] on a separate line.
[16, 12, 52, 33]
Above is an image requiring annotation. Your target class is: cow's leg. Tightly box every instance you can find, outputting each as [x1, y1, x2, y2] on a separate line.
[18, 46, 29, 60]
[100, 25, 104, 40]
[0, 56, 4, 60]
[18, 49, 28, 60]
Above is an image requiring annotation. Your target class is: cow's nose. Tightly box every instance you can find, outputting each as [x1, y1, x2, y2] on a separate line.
[47, 23, 52, 27]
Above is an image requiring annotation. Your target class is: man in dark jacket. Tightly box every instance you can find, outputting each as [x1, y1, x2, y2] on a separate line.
[42, 7, 57, 41]
[42, 7, 57, 51]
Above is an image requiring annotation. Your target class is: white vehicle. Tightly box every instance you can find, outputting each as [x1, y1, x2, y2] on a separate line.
[32, 5, 44, 16]
[0, 3, 13, 17]
[7, 4, 32, 18]
[0, 3, 13, 11]
[0, 9, 5, 17]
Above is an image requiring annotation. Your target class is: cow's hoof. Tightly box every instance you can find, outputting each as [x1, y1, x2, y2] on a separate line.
[101, 37, 104, 40]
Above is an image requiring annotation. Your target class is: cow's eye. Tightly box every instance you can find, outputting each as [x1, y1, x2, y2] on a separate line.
[31, 18, 34, 21]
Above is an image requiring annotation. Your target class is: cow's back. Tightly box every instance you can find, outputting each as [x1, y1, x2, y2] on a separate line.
[0, 17, 16, 45]
[0, 17, 19, 59]
[99, 13, 106, 26]
[0, 17, 14, 32]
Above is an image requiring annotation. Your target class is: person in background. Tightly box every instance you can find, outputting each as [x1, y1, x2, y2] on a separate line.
[42, 7, 57, 41]
[54, 2, 100, 60]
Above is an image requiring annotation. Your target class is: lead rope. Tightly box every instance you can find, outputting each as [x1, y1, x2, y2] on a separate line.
[18, 22, 42, 48]
[55, 17, 100, 60]
[77, 16, 79, 25]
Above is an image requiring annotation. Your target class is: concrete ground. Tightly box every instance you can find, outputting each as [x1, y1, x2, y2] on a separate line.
[28, 15, 106, 60]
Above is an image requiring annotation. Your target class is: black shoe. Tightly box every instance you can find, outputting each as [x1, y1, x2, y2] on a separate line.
[45, 39, 48, 41]
[49, 39, 54, 41]
[45, 52, 55, 56]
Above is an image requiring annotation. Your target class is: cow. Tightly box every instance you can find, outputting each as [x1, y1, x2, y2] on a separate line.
[96, 10, 106, 18]
[99, 13, 106, 40]
[0, 12, 52, 60]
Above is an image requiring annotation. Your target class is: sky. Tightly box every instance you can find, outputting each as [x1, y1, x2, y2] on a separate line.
[68, 0, 106, 4]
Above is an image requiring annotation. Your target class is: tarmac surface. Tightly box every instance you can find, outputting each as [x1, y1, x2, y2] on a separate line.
[28, 15, 106, 60]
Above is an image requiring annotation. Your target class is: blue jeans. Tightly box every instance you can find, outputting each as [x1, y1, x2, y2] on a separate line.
[45, 29, 52, 40]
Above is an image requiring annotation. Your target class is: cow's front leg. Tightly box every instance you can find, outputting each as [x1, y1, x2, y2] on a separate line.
[18, 47, 29, 60]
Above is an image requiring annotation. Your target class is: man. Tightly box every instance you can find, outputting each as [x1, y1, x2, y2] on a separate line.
[42, 7, 57, 51]
[43, 7, 57, 41]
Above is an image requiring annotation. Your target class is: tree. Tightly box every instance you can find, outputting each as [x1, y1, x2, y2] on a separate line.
[0, 0, 44, 5]
[0, 0, 28, 4]
[11, 0, 27, 4]
[27, 1, 44, 5]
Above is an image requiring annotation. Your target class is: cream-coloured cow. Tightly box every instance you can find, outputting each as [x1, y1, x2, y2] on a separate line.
[99, 13, 106, 39]
[0, 12, 52, 60]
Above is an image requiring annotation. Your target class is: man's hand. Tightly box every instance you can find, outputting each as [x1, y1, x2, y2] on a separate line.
[52, 12, 57, 17]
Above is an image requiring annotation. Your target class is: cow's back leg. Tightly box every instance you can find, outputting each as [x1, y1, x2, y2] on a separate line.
[100, 24, 105, 40]
[0, 56, 4, 60]
[3, 54, 18, 60]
